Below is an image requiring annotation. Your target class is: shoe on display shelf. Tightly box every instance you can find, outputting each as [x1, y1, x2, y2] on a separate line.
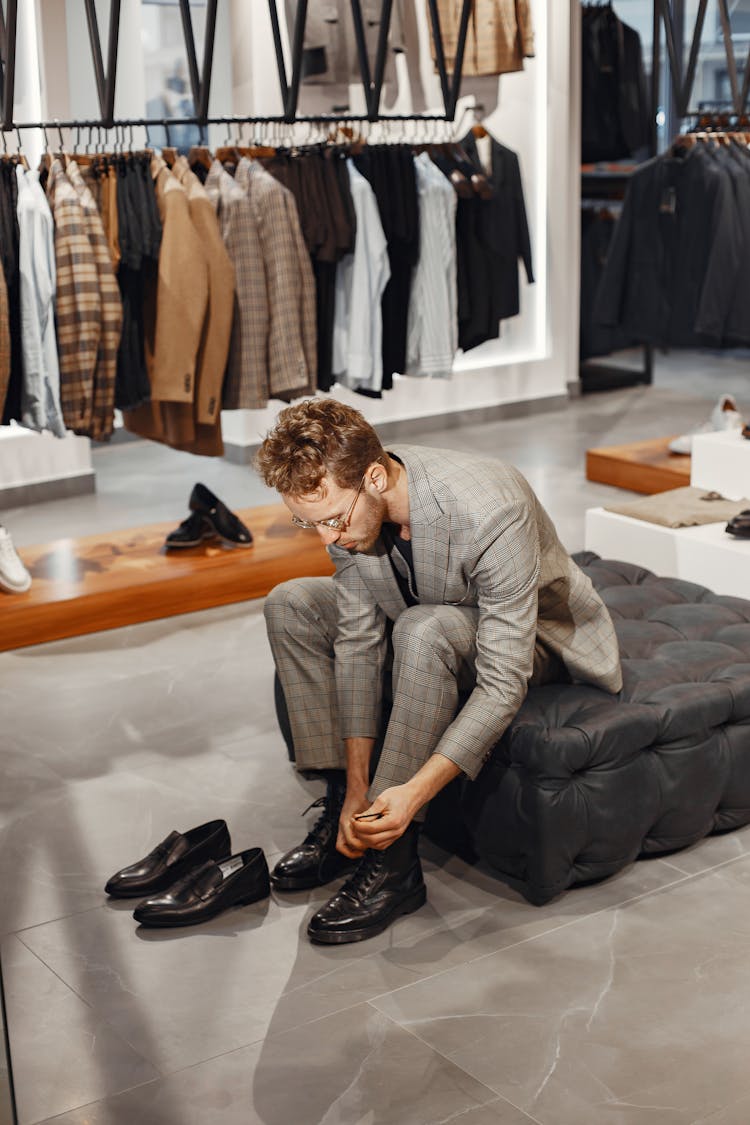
[0, 526, 31, 593]
[668, 393, 744, 455]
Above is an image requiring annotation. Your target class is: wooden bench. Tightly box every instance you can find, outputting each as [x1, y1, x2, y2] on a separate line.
[586, 436, 692, 495]
[0, 504, 334, 652]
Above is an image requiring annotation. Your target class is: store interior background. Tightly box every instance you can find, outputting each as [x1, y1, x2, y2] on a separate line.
[3, 2, 750, 1124]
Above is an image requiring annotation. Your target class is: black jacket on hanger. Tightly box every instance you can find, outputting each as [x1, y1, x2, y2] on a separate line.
[457, 131, 534, 351]
[594, 145, 742, 348]
[581, 3, 650, 163]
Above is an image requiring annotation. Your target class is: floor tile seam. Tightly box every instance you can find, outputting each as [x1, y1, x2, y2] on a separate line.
[442, 856, 750, 971]
[363, 852, 750, 1005]
[364, 1002, 545, 1125]
[11, 930, 166, 1081]
[31, 1075, 165, 1125]
[8, 900, 131, 941]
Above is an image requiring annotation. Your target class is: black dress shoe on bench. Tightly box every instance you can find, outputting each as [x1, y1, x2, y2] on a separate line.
[165, 511, 218, 549]
[307, 823, 426, 945]
[189, 483, 253, 547]
[105, 820, 231, 899]
[133, 847, 270, 927]
[271, 778, 357, 891]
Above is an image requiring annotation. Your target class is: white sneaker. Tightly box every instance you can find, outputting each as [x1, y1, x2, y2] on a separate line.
[668, 393, 744, 455]
[0, 526, 31, 593]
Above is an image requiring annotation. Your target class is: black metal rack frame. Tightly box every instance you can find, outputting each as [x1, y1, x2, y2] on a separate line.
[0, 0, 473, 133]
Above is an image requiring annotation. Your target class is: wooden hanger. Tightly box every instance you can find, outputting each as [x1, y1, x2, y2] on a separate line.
[187, 144, 213, 170]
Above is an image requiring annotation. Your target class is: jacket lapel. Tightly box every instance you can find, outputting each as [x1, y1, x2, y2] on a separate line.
[398, 447, 451, 607]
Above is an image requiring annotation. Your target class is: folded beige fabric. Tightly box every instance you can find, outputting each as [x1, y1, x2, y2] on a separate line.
[604, 487, 750, 529]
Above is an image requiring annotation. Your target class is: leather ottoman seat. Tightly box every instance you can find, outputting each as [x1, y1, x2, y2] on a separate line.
[452, 553, 750, 904]
[273, 554, 750, 906]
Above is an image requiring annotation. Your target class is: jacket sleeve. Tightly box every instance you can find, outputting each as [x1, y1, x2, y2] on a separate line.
[150, 184, 209, 405]
[330, 546, 389, 740]
[592, 181, 635, 328]
[695, 166, 742, 342]
[433, 501, 540, 780]
[511, 153, 534, 284]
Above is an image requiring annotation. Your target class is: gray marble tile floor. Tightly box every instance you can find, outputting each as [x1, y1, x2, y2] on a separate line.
[3, 364, 750, 1123]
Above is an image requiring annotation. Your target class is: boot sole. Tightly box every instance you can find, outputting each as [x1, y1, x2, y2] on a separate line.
[307, 884, 427, 945]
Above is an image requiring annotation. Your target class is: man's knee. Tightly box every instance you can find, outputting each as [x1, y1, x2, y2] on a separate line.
[391, 606, 464, 665]
[264, 578, 336, 637]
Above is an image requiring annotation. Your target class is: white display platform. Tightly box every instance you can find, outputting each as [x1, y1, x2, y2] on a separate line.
[691, 430, 750, 502]
[585, 507, 750, 600]
[0, 425, 94, 506]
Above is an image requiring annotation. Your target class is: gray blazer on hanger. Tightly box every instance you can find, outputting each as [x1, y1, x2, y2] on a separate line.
[329, 443, 622, 780]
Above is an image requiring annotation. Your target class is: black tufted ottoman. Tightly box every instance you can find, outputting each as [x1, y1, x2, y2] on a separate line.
[444, 553, 750, 904]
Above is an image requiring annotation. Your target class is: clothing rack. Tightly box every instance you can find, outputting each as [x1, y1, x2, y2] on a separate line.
[0, 0, 473, 130]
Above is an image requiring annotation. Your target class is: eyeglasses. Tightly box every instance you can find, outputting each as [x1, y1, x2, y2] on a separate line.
[290, 472, 367, 531]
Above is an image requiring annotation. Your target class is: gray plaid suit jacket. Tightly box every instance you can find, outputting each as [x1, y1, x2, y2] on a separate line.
[329, 444, 622, 780]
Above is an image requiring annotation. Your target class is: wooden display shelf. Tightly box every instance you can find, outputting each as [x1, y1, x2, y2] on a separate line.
[586, 436, 692, 495]
[0, 503, 334, 652]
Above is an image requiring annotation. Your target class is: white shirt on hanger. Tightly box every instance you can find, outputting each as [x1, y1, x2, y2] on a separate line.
[406, 151, 458, 379]
[332, 160, 390, 394]
[16, 165, 66, 437]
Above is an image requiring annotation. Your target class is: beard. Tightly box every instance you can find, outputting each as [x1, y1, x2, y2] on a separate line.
[346, 490, 387, 552]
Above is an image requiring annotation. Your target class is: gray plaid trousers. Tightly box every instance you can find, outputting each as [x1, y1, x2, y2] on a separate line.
[264, 577, 562, 815]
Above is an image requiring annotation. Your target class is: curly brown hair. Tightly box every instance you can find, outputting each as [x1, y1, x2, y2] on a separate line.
[254, 399, 385, 497]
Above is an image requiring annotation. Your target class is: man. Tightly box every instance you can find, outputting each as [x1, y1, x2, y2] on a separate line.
[257, 399, 622, 945]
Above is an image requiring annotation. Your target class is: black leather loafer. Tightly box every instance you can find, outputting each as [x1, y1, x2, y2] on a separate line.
[189, 483, 253, 547]
[133, 847, 270, 927]
[165, 511, 218, 549]
[307, 824, 426, 945]
[105, 820, 231, 899]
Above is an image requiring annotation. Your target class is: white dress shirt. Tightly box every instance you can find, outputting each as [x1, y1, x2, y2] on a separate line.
[333, 160, 391, 393]
[406, 152, 458, 379]
[16, 165, 66, 437]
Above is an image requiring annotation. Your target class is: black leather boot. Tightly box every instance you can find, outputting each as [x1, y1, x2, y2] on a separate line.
[307, 823, 426, 944]
[270, 777, 357, 891]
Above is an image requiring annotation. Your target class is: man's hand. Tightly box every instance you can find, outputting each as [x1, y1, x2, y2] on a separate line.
[348, 784, 421, 851]
[336, 786, 371, 859]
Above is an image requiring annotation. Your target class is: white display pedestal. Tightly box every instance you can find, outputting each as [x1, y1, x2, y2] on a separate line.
[584, 507, 750, 600]
[690, 430, 750, 502]
[0, 425, 94, 507]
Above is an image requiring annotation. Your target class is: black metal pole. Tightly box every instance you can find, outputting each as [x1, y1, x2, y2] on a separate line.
[0, 0, 17, 133]
[447, 0, 472, 119]
[426, 0, 451, 116]
[178, 0, 201, 116]
[285, 0, 308, 122]
[199, 0, 218, 124]
[268, 0, 289, 109]
[367, 0, 394, 120]
[104, 0, 121, 127]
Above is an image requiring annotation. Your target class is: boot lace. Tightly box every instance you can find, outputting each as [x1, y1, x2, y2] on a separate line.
[301, 796, 338, 846]
[340, 848, 386, 900]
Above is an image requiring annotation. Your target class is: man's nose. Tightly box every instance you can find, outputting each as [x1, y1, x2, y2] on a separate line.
[317, 525, 341, 545]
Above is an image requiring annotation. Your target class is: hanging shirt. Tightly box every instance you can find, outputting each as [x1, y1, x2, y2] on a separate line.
[0, 256, 10, 420]
[332, 160, 390, 394]
[205, 159, 270, 410]
[235, 158, 316, 401]
[66, 159, 123, 442]
[406, 152, 458, 379]
[46, 159, 100, 437]
[15, 166, 66, 437]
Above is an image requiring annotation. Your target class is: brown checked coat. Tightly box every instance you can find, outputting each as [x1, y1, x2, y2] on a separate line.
[235, 158, 316, 401]
[47, 159, 100, 436]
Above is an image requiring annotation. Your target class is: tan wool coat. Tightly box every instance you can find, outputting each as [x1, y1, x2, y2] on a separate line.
[435, 0, 534, 77]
